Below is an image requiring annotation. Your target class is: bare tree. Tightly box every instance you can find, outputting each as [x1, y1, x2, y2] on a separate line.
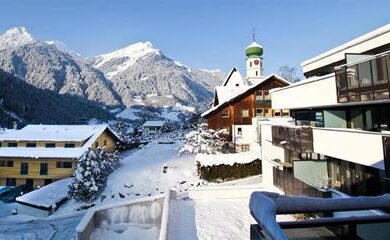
[277, 65, 301, 83]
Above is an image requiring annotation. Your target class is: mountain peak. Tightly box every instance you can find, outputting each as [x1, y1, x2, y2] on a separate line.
[0, 27, 35, 50]
[92, 41, 161, 77]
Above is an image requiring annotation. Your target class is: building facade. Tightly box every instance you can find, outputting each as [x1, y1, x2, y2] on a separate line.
[0, 125, 120, 188]
[202, 40, 290, 151]
[262, 24, 390, 199]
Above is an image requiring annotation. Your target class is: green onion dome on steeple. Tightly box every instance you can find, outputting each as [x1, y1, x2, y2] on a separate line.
[245, 41, 263, 58]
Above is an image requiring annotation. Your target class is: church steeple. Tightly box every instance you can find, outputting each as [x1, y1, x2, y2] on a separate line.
[245, 34, 264, 85]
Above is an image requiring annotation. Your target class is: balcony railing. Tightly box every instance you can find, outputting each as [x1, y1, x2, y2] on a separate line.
[254, 99, 271, 107]
[273, 167, 330, 198]
[271, 125, 313, 153]
[335, 51, 390, 103]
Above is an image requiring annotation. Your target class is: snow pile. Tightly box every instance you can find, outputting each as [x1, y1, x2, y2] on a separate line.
[16, 178, 72, 209]
[196, 145, 261, 167]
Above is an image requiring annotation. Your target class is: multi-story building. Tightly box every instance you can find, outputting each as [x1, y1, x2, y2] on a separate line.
[262, 23, 390, 198]
[202, 40, 290, 151]
[0, 124, 120, 188]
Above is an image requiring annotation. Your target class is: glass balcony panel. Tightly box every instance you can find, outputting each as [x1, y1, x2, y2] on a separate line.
[347, 65, 359, 89]
[358, 61, 373, 88]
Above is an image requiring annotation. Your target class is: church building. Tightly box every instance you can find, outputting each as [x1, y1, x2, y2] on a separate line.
[202, 39, 290, 151]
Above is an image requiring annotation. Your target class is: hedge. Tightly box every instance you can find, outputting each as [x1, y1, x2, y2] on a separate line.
[197, 159, 262, 182]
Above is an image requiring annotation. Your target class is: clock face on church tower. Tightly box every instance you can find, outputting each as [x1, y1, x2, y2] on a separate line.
[254, 59, 259, 65]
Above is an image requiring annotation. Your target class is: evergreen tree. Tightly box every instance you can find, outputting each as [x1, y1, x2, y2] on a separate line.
[68, 148, 122, 202]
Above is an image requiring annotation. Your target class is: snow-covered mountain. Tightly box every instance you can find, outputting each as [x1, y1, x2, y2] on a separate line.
[89, 42, 224, 110]
[0, 27, 122, 106]
[0, 27, 224, 113]
[0, 27, 35, 50]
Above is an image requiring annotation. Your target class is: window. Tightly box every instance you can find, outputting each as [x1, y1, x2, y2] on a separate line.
[40, 163, 48, 175]
[26, 143, 36, 148]
[250, 61, 252, 67]
[282, 111, 289, 117]
[0, 160, 13, 167]
[274, 111, 281, 117]
[20, 162, 29, 175]
[6, 178, 16, 186]
[222, 109, 229, 118]
[264, 90, 270, 100]
[241, 144, 250, 152]
[0, 143, 2, 147]
[241, 109, 249, 118]
[56, 161, 72, 168]
[7, 142, 17, 147]
[256, 71, 258, 76]
[256, 108, 263, 117]
[45, 143, 55, 148]
[235, 83, 239, 87]
[255, 91, 263, 103]
[64, 143, 75, 148]
[237, 127, 242, 135]
[95, 142, 99, 148]
[104, 140, 107, 146]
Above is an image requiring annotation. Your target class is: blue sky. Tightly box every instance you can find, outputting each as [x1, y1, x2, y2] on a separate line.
[1, 0, 390, 76]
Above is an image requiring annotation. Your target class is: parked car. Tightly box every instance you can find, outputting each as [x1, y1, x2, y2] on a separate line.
[0, 186, 14, 198]
[1, 185, 32, 203]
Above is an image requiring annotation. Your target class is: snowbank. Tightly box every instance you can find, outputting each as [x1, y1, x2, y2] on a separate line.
[16, 178, 72, 209]
[196, 145, 261, 167]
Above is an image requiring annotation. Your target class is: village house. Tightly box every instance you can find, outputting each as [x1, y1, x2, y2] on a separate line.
[0, 124, 120, 188]
[142, 120, 165, 135]
[202, 39, 290, 151]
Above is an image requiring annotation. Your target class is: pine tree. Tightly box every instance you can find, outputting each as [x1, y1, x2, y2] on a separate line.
[68, 150, 101, 202]
[68, 148, 122, 202]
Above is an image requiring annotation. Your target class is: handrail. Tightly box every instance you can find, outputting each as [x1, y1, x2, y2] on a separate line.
[249, 191, 390, 240]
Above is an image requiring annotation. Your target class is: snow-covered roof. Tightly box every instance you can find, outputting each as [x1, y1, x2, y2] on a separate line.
[0, 147, 86, 159]
[0, 124, 108, 142]
[16, 178, 73, 209]
[202, 74, 290, 118]
[0, 124, 121, 159]
[142, 121, 165, 127]
[221, 67, 248, 87]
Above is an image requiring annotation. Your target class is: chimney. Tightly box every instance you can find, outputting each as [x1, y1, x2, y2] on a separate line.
[13, 122, 18, 130]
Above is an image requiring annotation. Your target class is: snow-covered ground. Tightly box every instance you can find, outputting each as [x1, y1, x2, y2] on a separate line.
[56, 141, 199, 215]
[0, 213, 83, 240]
[0, 139, 273, 239]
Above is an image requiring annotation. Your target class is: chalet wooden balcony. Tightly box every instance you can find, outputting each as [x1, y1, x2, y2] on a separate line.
[271, 125, 314, 153]
[335, 51, 390, 103]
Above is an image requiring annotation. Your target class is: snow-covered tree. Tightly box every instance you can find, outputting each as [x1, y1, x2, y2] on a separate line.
[68, 150, 101, 202]
[179, 123, 230, 155]
[68, 148, 122, 202]
[113, 120, 140, 150]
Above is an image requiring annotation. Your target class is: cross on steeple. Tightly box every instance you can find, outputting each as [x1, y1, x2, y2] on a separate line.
[252, 27, 256, 42]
